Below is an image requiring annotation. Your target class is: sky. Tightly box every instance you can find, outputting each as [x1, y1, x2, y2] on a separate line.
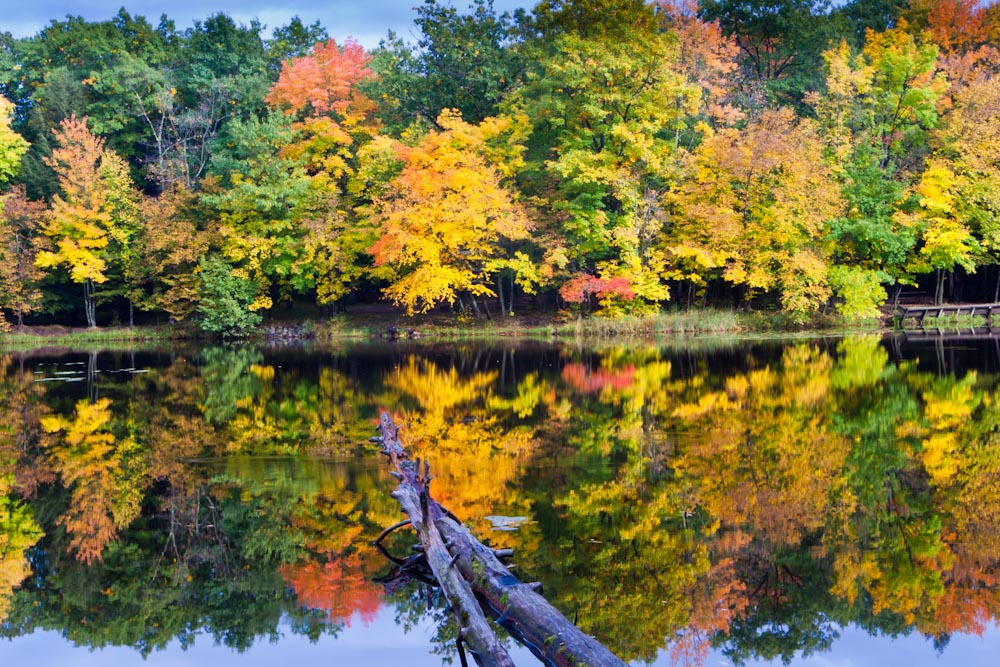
[4, 616, 1000, 667]
[4, 0, 533, 49]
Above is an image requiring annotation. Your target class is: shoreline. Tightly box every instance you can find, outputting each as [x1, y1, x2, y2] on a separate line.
[0, 307, 893, 349]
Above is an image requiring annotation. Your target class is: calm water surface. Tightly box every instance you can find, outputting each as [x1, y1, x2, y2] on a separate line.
[2, 335, 1000, 666]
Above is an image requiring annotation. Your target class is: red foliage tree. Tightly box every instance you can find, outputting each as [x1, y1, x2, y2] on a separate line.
[559, 272, 636, 305]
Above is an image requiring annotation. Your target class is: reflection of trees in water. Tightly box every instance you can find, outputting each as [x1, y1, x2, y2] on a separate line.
[3, 340, 1000, 662]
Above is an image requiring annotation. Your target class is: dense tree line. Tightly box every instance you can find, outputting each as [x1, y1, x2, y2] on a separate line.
[3, 0, 1000, 331]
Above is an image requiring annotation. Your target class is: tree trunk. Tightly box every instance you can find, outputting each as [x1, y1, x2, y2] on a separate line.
[375, 411, 627, 667]
[87, 351, 98, 403]
[508, 274, 515, 315]
[496, 275, 506, 318]
[84, 279, 97, 328]
[378, 413, 515, 667]
[469, 293, 485, 320]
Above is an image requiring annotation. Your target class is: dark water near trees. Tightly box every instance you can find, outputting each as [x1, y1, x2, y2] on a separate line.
[2, 335, 1000, 666]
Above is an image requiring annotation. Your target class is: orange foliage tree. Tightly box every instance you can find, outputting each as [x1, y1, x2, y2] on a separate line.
[657, 0, 744, 126]
[371, 111, 536, 316]
[266, 38, 373, 117]
[35, 116, 138, 328]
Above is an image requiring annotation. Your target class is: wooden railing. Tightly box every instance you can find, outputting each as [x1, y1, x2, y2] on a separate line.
[897, 303, 1000, 325]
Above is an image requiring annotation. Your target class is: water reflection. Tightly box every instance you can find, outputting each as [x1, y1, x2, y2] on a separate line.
[1, 337, 1000, 665]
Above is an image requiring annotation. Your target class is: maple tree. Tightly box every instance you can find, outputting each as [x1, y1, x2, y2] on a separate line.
[698, 0, 834, 103]
[266, 38, 372, 118]
[134, 186, 210, 321]
[370, 111, 535, 316]
[34, 116, 140, 328]
[907, 0, 991, 54]
[809, 28, 948, 312]
[657, 0, 744, 127]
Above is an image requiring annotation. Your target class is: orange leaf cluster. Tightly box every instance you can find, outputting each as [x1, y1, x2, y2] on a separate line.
[561, 363, 637, 394]
[280, 555, 381, 626]
[559, 272, 635, 304]
[266, 39, 373, 117]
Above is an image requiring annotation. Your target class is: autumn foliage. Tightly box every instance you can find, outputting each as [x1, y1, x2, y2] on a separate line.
[266, 38, 373, 117]
[7, 1, 1000, 328]
[559, 273, 636, 306]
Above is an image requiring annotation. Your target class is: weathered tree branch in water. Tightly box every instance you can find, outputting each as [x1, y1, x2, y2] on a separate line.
[375, 410, 627, 667]
[376, 411, 515, 667]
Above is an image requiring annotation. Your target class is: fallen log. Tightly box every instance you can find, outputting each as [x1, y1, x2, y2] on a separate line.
[375, 410, 627, 667]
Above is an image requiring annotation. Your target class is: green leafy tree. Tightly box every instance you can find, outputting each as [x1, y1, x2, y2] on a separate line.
[201, 113, 318, 311]
[8, 11, 178, 194]
[367, 0, 526, 132]
[811, 29, 946, 309]
[698, 0, 837, 104]
[196, 255, 262, 336]
[514, 6, 699, 308]
[266, 17, 329, 66]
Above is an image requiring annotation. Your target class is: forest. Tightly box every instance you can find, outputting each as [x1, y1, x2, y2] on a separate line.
[2, 0, 1000, 333]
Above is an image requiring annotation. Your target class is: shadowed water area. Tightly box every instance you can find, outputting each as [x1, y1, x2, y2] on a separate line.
[2, 335, 1000, 666]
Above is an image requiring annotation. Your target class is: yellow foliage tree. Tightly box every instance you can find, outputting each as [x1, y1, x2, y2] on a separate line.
[668, 109, 839, 316]
[371, 110, 535, 316]
[35, 116, 127, 328]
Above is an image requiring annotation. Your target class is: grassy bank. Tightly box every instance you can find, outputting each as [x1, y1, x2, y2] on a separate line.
[0, 325, 178, 349]
[310, 307, 879, 341]
[2, 307, 880, 348]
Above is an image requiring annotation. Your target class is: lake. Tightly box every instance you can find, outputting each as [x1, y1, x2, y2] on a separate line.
[1, 334, 999, 666]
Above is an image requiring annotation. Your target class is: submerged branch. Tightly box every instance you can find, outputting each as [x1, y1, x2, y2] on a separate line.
[376, 410, 627, 667]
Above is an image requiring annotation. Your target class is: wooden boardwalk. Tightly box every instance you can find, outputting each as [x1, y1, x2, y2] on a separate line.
[897, 302, 1000, 325]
